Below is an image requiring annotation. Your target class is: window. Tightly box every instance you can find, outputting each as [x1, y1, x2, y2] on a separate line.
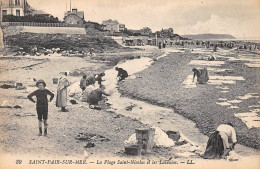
[15, 0, 20, 5]
[2, 10, 7, 16]
[16, 10, 20, 16]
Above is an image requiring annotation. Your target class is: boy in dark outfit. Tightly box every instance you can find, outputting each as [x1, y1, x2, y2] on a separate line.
[27, 80, 54, 136]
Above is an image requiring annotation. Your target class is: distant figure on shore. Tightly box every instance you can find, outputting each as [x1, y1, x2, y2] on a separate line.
[163, 42, 166, 48]
[27, 80, 54, 136]
[90, 48, 94, 55]
[203, 123, 237, 159]
[158, 42, 162, 49]
[87, 85, 110, 110]
[208, 55, 215, 61]
[80, 75, 87, 91]
[213, 44, 217, 52]
[56, 72, 70, 112]
[95, 72, 105, 86]
[192, 67, 209, 84]
[115, 67, 128, 81]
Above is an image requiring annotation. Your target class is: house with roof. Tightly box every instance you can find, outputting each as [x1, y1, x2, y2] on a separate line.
[31, 10, 51, 17]
[64, 8, 84, 25]
[0, 0, 51, 18]
[102, 19, 125, 32]
[156, 28, 174, 38]
[1, 0, 28, 16]
[119, 24, 125, 31]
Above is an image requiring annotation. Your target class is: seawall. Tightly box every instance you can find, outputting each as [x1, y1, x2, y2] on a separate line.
[2, 26, 86, 37]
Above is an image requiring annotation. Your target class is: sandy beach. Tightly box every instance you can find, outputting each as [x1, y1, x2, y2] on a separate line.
[0, 42, 260, 168]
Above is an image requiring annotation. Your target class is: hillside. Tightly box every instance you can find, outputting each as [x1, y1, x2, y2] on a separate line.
[182, 33, 236, 40]
[2, 26, 134, 54]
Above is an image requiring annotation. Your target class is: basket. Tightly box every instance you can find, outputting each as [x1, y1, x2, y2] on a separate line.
[166, 130, 180, 141]
[135, 128, 155, 151]
[125, 144, 142, 156]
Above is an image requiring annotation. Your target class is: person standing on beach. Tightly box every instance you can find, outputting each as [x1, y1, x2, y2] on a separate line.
[27, 80, 54, 136]
[56, 72, 70, 112]
[80, 75, 87, 91]
[203, 123, 237, 159]
[158, 42, 162, 49]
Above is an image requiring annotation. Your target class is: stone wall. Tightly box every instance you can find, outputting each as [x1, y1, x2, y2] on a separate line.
[0, 27, 4, 55]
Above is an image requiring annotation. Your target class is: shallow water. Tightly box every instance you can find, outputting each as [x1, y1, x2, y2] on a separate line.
[227, 100, 242, 104]
[228, 54, 260, 68]
[177, 47, 259, 129]
[215, 91, 260, 128]
[207, 68, 230, 72]
[216, 102, 232, 106]
[238, 93, 259, 100]
[183, 75, 245, 88]
[228, 106, 239, 109]
[189, 60, 225, 66]
[101, 47, 258, 157]
[190, 48, 211, 54]
[234, 112, 260, 128]
[245, 63, 260, 68]
[218, 98, 228, 101]
[102, 52, 208, 147]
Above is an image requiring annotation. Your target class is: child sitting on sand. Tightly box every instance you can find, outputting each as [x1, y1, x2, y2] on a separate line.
[27, 80, 54, 136]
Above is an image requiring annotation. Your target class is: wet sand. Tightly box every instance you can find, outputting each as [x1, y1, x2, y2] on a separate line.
[119, 46, 260, 150]
[0, 46, 260, 168]
[0, 54, 149, 159]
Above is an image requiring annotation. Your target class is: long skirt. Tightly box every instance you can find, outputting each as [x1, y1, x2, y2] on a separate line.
[197, 68, 209, 84]
[203, 131, 224, 159]
[56, 89, 67, 107]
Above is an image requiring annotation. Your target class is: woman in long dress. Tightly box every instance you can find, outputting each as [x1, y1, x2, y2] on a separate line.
[203, 123, 237, 159]
[192, 67, 209, 84]
[56, 72, 70, 112]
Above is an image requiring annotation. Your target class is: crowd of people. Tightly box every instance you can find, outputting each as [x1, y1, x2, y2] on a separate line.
[26, 46, 240, 160]
[27, 67, 129, 136]
[157, 39, 259, 52]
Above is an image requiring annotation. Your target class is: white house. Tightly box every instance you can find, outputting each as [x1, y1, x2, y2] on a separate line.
[102, 19, 125, 32]
[1, 0, 27, 16]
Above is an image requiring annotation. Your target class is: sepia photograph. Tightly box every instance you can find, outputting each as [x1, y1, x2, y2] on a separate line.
[0, 0, 259, 169]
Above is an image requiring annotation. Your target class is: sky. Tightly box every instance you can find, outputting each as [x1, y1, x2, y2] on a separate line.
[26, 0, 260, 39]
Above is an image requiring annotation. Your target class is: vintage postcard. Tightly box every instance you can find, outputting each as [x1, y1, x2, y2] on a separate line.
[0, 0, 259, 169]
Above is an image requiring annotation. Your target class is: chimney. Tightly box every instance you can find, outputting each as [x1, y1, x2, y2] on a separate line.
[72, 8, 77, 13]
